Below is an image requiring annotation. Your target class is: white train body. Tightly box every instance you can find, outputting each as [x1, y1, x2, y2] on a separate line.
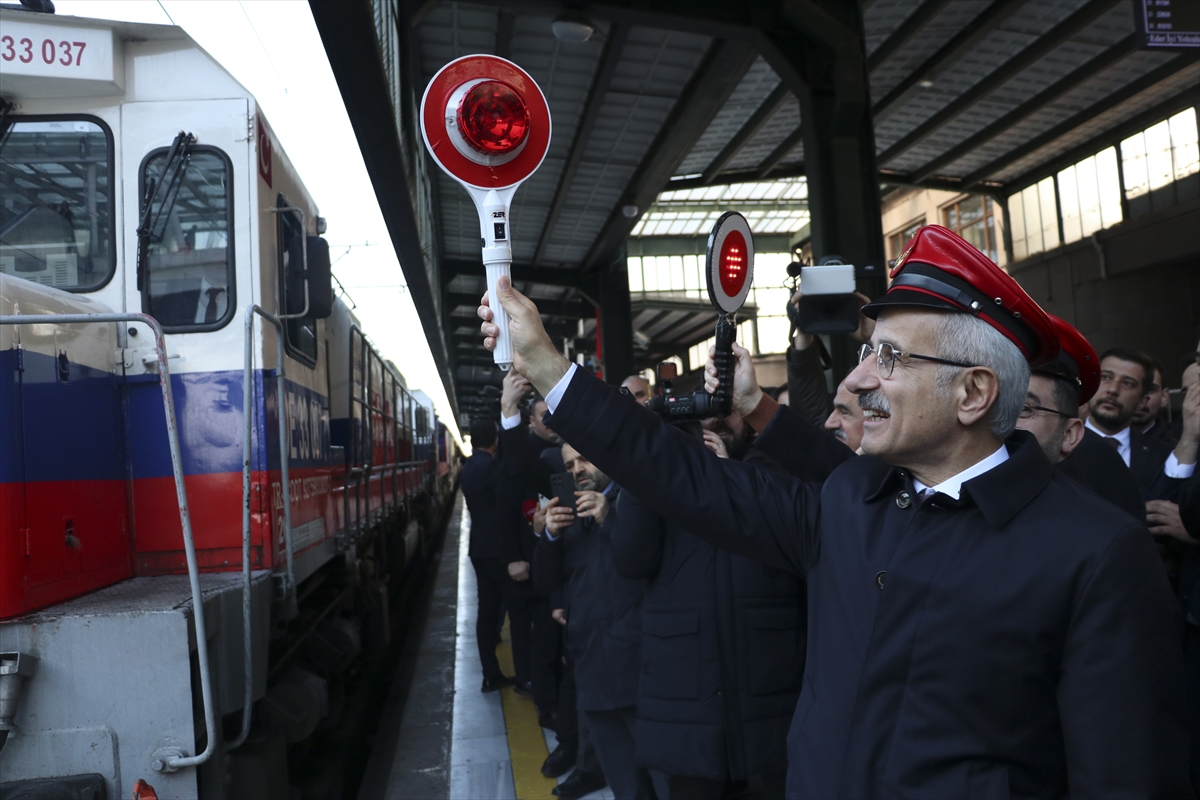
[0, 9, 457, 798]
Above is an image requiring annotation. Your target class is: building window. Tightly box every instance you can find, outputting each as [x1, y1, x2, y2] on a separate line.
[1121, 107, 1199, 201]
[1057, 147, 1123, 244]
[0, 117, 115, 292]
[1007, 177, 1060, 261]
[942, 196, 998, 263]
[887, 218, 924, 262]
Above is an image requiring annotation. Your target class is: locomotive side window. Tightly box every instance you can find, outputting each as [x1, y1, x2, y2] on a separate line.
[0, 117, 115, 292]
[140, 147, 235, 331]
[277, 195, 317, 365]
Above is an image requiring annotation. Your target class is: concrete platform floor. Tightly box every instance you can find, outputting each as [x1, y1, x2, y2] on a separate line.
[358, 493, 612, 800]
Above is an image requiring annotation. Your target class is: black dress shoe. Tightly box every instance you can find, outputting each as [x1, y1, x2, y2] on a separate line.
[552, 770, 606, 800]
[513, 680, 534, 697]
[481, 675, 516, 692]
[540, 742, 576, 778]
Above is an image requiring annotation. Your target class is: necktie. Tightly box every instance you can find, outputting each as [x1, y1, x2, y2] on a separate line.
[204, 287, 223, 323]
[1102, 437, 1121, 451]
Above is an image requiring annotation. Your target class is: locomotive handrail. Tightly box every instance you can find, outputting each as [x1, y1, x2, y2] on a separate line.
[234, 302, 300, 751]
[230, 207, 309, 751]
[0, 312, 216, 773]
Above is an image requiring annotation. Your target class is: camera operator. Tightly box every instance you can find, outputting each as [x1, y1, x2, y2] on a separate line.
[785, 288, 873, 451]
[531, 445, 650, 800]
[479, 224, 1189, 796]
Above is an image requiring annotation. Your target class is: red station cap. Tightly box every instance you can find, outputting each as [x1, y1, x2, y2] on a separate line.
[862, 225, 1059, 365]
[1035, 314, 1101, 405]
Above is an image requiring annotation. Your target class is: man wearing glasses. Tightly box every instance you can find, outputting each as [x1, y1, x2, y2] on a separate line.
[478, 225, 1189, 797]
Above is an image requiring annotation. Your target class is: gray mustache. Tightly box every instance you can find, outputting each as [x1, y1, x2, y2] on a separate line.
[858, 390, 891, 415]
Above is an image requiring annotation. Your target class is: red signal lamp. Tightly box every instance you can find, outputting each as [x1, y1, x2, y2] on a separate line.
[719, 230, 748, 298]
[420, 55, 553, 371]
[706, 212, 754, 315]
[457, 81, 530, 155]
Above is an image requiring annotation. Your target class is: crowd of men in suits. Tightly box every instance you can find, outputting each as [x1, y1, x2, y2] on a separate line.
[461, 224, 1200, 799]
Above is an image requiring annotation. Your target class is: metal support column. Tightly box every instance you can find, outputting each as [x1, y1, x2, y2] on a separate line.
[597, 246, 634, 386]
[761, 0, 887, 378]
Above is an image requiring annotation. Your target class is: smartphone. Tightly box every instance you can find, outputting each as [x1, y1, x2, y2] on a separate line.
[549, 472, 577, 515]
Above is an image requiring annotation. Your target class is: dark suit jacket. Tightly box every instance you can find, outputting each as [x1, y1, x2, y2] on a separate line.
[532, 486, 644, 712]
[1184, 470, 1200, 540]
[459, 450, 521, 562]
[546, 369, 1190, 799]
[1129, 427, 1181, 501]
[611, 484, 804, 782]
[1058, 429, 1146, 522]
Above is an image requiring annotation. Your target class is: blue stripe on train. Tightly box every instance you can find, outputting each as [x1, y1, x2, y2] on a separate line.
[1, 348, 335, 482]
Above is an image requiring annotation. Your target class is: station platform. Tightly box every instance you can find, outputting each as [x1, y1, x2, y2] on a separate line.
[358, 493, 613, 800]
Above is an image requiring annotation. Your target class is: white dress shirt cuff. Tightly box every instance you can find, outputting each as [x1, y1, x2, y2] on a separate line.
[501, 412, 521, 430]
[1165, 452, 1196, 479]
[544, 527, 559, 541]
[544, 363, 578, 414]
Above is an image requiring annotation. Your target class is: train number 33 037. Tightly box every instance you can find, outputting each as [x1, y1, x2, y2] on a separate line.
[1, 36, 87, 66]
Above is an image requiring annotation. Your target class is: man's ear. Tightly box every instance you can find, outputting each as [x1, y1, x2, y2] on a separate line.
[957, 367, 1000, 429]
[1059, 417, 1085, 459]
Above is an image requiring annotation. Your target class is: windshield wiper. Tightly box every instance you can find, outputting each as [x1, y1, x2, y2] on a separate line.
[136, 130, 195, 291]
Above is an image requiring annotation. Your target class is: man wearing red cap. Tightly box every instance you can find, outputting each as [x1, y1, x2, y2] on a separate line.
[1027, 314, 1145, 521]
[478, 225, 1190, 797]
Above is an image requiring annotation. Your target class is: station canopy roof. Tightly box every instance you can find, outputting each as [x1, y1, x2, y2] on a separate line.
[314, 0, 1200, 420]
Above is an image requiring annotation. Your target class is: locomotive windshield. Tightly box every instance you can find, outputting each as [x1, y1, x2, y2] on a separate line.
[0, 117, 115, 292]
[140, 146, 235, 331]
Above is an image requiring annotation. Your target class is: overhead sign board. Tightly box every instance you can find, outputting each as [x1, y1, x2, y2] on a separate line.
[1136, 0, 1200, 49]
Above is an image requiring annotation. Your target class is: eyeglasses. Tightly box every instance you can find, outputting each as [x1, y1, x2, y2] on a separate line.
[857, 342, 978, 380]
[1018, 403, 1074, 420]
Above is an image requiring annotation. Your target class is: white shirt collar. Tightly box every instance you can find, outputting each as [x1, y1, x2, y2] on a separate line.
[1085, 418, 1130, 447]
[911, 444, 1009, 501]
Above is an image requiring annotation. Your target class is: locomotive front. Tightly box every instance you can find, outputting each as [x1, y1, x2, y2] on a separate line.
[0, 8, 458, 798]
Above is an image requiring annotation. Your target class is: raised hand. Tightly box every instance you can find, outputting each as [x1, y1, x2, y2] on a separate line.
[501, 369, 532, 418]
[704, 340, 762, 418]
[546, 497, 575, 537]
[575, 490, 610, 525]
[480, 276, 572, 396]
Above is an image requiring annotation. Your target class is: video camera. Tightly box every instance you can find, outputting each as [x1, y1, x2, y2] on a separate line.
[785, 256, 885, 335]
[644, 212, 752, 424]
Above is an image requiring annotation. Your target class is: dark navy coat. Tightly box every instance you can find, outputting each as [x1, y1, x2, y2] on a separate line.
[532, 485, 645, 711]
[612, 487, 804, 782]
[460, 450, 521, 562]
[546, 369, 1190, 799]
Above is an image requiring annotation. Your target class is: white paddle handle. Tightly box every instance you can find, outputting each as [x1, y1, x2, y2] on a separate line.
[484, 260, 513, 371]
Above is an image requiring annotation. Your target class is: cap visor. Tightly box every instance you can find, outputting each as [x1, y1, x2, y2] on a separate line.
[861, 288, 963, 320]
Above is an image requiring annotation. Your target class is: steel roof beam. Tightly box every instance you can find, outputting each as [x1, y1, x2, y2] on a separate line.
[665, 163, 808, 190]
[698, 83, 793, 185]
[1001, 88, 1200, 196]
[582, 37, 759, 270]
[871, 0, 1026, 123]
[877, 0, 1123, 165]
[446, 292, 593, 318]
[959, 52, 1200, 190]
[909, 33, 1139, 183]
[532, 24, 629, 266]
[495, 8, 515, 59]
[866, 0, 955, 73]
[441, 258, 595, 289]
[756, 126, 805, 179]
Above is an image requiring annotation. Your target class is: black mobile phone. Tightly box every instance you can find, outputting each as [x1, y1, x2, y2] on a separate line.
[549, 472, 577, 515]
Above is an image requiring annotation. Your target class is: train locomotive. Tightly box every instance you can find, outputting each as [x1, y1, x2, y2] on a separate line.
[0, 7, 460, 798]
